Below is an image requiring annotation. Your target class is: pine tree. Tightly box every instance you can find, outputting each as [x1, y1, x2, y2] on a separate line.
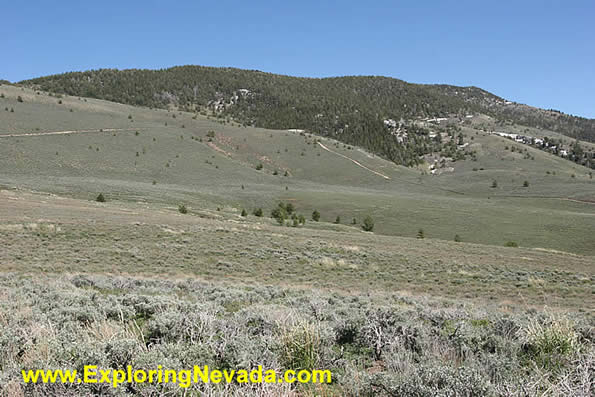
[286, 203, 295, 214]
[362, 216, 374, 232]
[312, 210, 320, 222]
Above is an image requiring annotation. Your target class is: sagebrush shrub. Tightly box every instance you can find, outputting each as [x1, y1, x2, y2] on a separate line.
[521, 316, 580, 371]
[279, 322, 321, 371]
[0, 274, 591, 396]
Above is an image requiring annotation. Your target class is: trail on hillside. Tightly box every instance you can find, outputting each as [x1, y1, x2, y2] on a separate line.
[0, 128, 142, 138]
[496, 194, 595, 206]
[317, 142, 391, 180]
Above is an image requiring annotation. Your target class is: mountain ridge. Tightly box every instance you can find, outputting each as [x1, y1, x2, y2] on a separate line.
[17, 66, 595, 166]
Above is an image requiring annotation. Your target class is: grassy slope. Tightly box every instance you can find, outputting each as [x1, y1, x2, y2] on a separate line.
[1, 84, 594, 255]
[19, 66, 595, 144]
[1, 188, 593, 312]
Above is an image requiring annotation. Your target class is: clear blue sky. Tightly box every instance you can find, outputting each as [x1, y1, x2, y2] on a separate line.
[3, 0, 593, 118]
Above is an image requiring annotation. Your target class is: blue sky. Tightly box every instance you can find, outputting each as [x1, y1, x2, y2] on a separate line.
[3, 1, 594, 118]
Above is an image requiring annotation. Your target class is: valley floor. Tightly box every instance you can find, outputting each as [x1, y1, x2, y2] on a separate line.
[0, 188, 593, 396]
[1, 188, 593, 312]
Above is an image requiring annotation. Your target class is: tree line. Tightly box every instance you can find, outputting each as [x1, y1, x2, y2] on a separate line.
[20, 67, 595, 167]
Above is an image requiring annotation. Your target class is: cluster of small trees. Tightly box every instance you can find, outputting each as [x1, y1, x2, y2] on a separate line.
[172, 201, 376, 232]
[90, 195, 468, 242]
[268, 204, 376, 231]
[270, 202, 306, 227]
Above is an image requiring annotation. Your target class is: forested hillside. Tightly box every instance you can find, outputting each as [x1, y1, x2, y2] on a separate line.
[20, 66, 595, 165]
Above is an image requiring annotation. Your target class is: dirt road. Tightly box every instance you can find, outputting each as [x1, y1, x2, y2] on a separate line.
[317, 142, 391, 179]
[0, 128, 142, 138]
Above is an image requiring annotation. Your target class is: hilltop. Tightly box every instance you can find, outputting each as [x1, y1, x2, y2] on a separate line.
[18, 66, 595, 168]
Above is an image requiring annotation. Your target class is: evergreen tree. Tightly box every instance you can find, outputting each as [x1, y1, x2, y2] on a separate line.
[271, 203, 289, 223]
[285, 203, 295, 214]
[312, 210, 320, 222]
[362, 216, 374, 232]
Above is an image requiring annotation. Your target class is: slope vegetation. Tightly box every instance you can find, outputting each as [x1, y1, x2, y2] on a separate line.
[1, 84, 593, 254]
[19, 66, 595, 168]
